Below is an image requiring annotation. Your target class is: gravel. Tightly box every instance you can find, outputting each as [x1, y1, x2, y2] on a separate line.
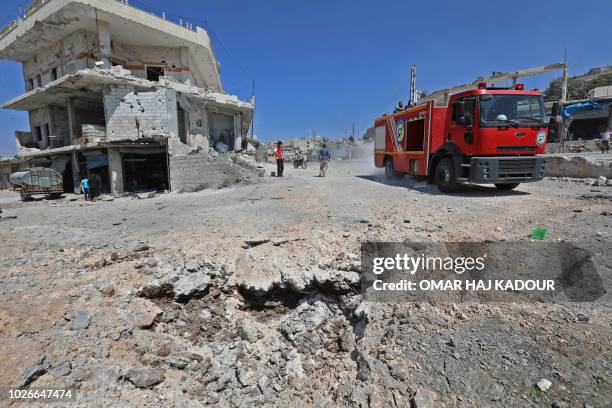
[0, 159, 610, 407]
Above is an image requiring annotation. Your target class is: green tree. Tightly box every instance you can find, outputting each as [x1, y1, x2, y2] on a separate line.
[544, 73, 612, 101]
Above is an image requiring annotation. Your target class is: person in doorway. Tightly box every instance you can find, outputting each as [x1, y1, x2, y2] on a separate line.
[274, 141, 284, 177]
[319, 143, 331, 177]
[600, 127, 610, 154]
[81, 177, 90, 201]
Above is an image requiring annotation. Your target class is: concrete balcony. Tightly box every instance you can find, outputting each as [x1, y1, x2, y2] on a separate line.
[0, 0, 222, 91]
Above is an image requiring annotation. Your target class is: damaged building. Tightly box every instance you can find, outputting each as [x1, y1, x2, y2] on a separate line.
[0, 0, 255, 195]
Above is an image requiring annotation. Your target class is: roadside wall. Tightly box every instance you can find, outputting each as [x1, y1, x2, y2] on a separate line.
[544, 154, 612, 178]
[169, 153, 235, 191]
[168, 153, 264, 191]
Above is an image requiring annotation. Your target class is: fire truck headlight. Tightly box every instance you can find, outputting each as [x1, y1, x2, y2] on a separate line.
[536, 131, 546, 146]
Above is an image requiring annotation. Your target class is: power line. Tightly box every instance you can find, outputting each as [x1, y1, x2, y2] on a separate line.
[206, 23, 251, 78]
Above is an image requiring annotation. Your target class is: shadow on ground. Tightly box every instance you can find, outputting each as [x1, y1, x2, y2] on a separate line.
[355, 175, 530, 197]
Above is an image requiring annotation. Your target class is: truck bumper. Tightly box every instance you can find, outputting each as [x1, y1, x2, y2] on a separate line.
[468, 156, 545, 184]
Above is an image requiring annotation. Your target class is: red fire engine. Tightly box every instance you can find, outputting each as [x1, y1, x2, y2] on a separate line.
[374, 83, 548, 192]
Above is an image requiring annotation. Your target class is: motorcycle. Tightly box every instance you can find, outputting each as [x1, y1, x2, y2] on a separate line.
[293, 156, 308, 169]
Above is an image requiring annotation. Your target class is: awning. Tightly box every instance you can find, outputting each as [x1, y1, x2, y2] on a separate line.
[86, 154, 108, 169]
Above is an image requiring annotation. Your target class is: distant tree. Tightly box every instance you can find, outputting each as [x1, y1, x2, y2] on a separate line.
[544, 73, 612, 101]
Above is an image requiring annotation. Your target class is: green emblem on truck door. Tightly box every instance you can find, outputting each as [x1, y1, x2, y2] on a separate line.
[396, 118, 405, 145]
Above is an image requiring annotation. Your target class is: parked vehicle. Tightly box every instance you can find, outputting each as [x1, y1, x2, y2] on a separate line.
[9, 168, 63, 201]
[374, 83, 549, 192]
[293, 156, 308, 169]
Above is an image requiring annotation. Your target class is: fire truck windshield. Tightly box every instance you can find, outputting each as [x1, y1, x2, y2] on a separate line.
[478, 94, 547, 127]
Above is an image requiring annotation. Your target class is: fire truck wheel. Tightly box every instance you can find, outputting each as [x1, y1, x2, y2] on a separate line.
[434, 158, 458, 193]
[494, 183, 520, 190]
[384, 159, 397, 179]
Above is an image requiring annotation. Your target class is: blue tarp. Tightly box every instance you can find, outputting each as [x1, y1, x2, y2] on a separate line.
[85, 154, 108, 169]
[562, 100, 608, 117]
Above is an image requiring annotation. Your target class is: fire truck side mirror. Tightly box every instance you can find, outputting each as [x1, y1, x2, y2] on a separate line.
[551, 102, 560, 117]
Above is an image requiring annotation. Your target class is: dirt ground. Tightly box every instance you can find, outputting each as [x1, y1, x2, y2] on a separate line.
[0, 158, 610, 407]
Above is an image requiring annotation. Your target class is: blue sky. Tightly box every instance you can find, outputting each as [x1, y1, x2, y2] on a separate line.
[0, 0, 610, 157]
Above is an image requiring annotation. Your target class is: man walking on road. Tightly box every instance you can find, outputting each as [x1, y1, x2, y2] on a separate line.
[601, 127, 610, 154]
[274, 141, 284, 177]
[319, 143, 331, 177]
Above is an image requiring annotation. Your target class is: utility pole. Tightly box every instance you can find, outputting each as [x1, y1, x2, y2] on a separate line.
[561, 65, 568, 103]
[560, 55, 569, 152]
[250, 79, 255, 138]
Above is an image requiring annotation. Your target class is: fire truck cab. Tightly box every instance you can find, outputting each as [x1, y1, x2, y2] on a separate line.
[374, 84, 548, 192]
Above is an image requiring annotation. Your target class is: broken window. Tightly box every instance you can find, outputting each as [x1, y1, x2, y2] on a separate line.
[146, 66, 164, 82]
[209, 112, 235, 152]
[50, 68, 58, 81]
[36, 74, 42, 88]
[26, 78, 34, 91]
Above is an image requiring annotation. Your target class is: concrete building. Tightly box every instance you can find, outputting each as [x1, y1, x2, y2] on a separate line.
[0, 0, 254, 194]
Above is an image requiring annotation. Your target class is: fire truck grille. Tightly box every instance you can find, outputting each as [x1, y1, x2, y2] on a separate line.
[498, 158, 537, 178]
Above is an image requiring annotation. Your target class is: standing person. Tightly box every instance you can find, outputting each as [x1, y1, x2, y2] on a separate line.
[601, 127, 610, 154]
[274, 141, 284, 177]
[319, 143, 331, 177]
[80, 177, 90, 201]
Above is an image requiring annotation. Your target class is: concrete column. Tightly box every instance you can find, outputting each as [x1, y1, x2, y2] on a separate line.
[67, 97, 77, 141]
[107, 148, 124, 195]
[97, 20, 111, 64]
[71, 149, 81, 194]
[41, 122, 49, 148]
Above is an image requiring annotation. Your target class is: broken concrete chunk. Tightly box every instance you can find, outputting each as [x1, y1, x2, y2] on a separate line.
[124, 368, 166, 388]
[15, 356, 49, 388]
[129, 297, 162, 329]
[134, 191, 157, 199]
[70, 310, 90, 330]
[536, 378, 552, 392]
[412, 387, 438, 408]
[173, 273, 211, 301]
[48, 360, 71, 377]
[243, 238, 270, 248]
[236, 319, 260, 343]
[166, 352, 196, 370]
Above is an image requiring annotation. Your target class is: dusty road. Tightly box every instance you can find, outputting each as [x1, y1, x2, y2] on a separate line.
[0, 159, 610, 407]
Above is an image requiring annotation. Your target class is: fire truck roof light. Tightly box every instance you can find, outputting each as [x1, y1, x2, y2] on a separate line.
[515, 83, 524, 90]
[478, 82, 486, 89]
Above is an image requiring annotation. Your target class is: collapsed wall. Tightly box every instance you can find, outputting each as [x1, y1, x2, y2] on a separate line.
[169, 153, 264, 191]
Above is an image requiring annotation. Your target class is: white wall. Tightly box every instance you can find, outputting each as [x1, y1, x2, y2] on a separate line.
[103, 84, 178, 141]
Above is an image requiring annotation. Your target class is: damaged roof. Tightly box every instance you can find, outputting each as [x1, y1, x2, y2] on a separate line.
[0, 0, 222, 91]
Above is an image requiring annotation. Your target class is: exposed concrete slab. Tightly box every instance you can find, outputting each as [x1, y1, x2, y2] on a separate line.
[544, 153, 612, 178]
[0, 0, 222, 91]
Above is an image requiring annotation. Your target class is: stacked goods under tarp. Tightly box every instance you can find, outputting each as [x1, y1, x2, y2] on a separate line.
[9, 167, 63, 201]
